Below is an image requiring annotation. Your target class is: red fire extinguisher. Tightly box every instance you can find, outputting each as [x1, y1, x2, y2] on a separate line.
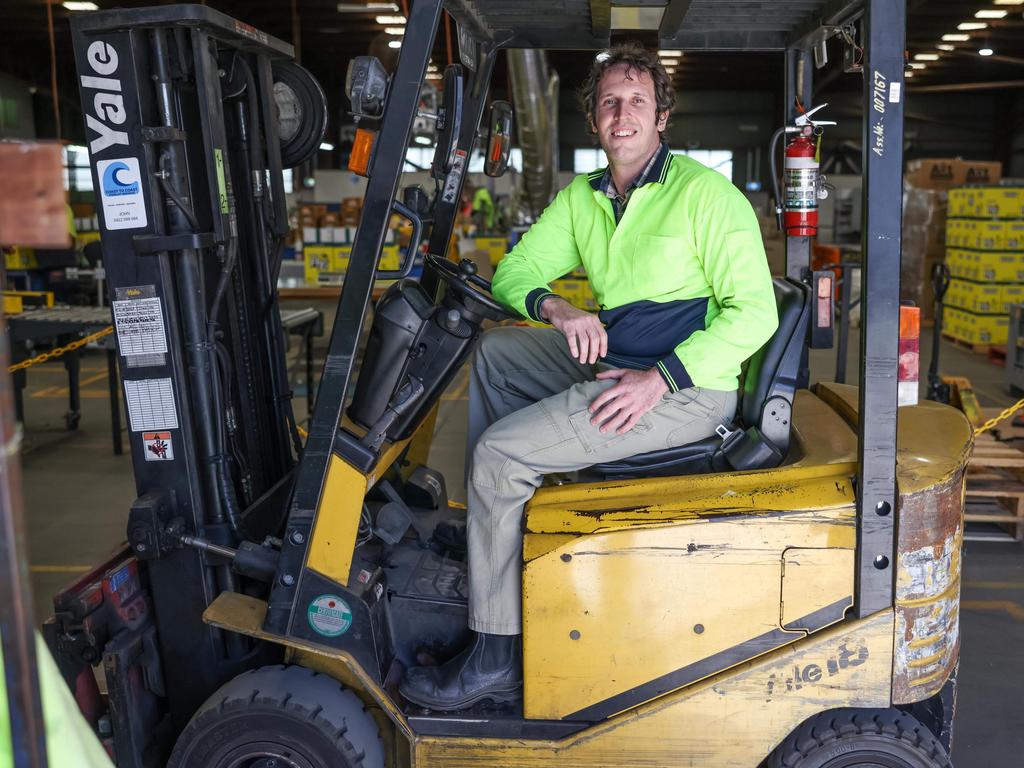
[784, 127, 820, 237]
[771, 104, 835, 237]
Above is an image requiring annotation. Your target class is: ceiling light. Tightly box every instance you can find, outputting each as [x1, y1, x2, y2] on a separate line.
[62, 1, 99, 9]
[975, 9, 1008, 18]
[319, 142, 335, 151]
[337, 2, 398, 11]
[937, 44, 956, 51]
[909, 62, 927, 69]
[388, 39, 402, 48]
[414, 136, 432, 146]
[942, 33, 970, 41]
[958, 22, 987, 30]
[427, 64, 439, 72]
[384, 27, 405, 35]
[993, 0, 1024, 5]
[658, 49, 682, 57]
[376, 15, 406, 24]
[979, 48, 994, 56]
[913, 53, 940, 61]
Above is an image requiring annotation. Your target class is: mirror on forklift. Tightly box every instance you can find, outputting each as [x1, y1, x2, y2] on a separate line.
[483, 100, 513, 178]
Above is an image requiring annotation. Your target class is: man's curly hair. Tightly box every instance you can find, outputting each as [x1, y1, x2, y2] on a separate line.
[578, 42, 675, 132]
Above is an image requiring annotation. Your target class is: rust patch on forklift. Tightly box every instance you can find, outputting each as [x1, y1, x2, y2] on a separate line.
[892, 468, 964, 704]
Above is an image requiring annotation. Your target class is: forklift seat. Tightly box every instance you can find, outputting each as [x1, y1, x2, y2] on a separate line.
[590, 277, 810, 479]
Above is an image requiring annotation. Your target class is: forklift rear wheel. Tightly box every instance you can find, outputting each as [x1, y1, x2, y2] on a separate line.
[168, 665, 385, 768]
[765, 707, 952, 767]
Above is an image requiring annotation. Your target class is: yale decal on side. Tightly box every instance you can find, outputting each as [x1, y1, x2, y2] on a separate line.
[81, 40, 129, 154]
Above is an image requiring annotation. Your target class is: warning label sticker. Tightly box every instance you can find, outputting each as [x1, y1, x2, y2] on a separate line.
[123, 378, 179, 432]
[142, 431, 174, 461]
[307, 594, 353, 637]
[112, 296, 167, 357]
[96, 157, 148, 231]
[441, 149, 468, 204]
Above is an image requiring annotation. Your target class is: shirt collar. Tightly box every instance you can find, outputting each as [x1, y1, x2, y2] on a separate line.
[588, 142, 672, 194]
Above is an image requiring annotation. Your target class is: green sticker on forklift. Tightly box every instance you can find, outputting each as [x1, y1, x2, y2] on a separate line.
[307, 594, 353, 637]
[214, 148, 229, 213]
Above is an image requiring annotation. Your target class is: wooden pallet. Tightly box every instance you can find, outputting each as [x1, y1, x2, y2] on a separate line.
[966, 433, 1024, 540]
[988, 345, 1008, 367]
[942, 333, 991, 355]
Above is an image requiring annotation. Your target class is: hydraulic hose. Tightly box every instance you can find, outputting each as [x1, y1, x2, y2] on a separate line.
[769, 126, 787, 232]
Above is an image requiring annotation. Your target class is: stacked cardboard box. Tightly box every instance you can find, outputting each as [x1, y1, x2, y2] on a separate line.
[902, 159, 1003, 323]
[944, 186, 1024, 347]
[299, 202, 400, 285]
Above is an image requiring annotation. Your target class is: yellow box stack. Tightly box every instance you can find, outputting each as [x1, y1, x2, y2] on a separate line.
[944, 186, 1024, 347]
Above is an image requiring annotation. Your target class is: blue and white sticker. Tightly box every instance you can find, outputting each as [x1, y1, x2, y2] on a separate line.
[96, 157, 148, 230]
[307, 594, 352, 637]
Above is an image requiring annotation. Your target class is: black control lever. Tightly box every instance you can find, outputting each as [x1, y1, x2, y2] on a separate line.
[361, 376, 426, 451]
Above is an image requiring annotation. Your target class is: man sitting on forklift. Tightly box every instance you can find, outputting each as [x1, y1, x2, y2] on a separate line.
[401, 43, 779, 710]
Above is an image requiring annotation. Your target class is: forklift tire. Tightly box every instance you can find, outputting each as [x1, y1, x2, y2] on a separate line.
[765, 708, 952, 768]
[168, 665, 385, 768]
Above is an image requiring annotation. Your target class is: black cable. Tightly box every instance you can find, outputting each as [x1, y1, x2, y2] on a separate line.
[157, 154, 200, 231]
[769, 126, 787, 233]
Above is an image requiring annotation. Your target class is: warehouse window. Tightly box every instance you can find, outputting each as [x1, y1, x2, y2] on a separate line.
[62, 145, 93, 192]
[573, 147, 733, 182]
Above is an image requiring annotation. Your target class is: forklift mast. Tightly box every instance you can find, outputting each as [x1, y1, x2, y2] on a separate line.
[64, 4, 313, 743]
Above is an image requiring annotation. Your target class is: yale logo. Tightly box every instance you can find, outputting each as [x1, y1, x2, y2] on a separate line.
[81, 40, 129, 154]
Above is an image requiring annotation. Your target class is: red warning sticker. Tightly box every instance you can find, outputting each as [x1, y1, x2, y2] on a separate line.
[143, 431, 174, 461]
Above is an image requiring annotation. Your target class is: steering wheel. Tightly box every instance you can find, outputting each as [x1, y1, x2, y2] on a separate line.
[424, 254, 515, 320]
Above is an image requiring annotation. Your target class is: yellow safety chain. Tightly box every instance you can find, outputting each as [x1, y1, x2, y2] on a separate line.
[974, 397, 1024, 437]
[7, 326, 114, 373]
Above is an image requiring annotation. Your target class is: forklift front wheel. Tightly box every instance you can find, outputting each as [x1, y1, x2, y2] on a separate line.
[765, 707, 952, 767]
[168, 665, 385, 768]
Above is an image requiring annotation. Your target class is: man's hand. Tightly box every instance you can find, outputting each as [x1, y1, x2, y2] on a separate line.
[589, 368, 669, 434]
[541, 296, 607, 365]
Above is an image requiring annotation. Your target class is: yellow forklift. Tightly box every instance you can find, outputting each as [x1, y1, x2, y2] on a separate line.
[42, 1, 971, 766]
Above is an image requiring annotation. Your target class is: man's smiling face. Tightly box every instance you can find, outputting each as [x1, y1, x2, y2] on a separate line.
[590, 62, 668, 171]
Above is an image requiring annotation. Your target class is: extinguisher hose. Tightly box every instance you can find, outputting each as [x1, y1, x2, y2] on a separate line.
[769, 126, 787, 232]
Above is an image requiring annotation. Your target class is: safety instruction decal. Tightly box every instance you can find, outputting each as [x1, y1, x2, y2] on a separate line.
[307, 594, 353, 637]
[441, 149, 468, 204]
[143, 432, 174, 461]
[123, 378, 179, 432]
[112, 286, 168, 357]
[96, 157, 148, 230]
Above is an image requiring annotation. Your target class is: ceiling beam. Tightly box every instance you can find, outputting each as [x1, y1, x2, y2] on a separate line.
[590, 0, 610, 38]
[658, 0, 694, 40]
[788, 0, 864, 50]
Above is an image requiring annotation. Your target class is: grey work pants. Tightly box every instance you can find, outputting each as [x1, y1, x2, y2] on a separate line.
[465, 326, 738, 634]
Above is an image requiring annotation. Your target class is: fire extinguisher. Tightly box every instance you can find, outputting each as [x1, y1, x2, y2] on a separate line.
[770, 103, 835, 236]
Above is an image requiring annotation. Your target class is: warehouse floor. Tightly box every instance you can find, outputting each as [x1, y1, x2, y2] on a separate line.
[16, 300, 1024, 766]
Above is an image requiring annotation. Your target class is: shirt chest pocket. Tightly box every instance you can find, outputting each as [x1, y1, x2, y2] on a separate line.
[630, 234, 706, 298]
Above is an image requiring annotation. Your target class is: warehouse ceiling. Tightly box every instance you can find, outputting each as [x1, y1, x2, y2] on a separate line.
[2, 0, 1022, 142]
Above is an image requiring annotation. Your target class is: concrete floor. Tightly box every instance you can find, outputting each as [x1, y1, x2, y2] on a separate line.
[15, 302, 1024, 766]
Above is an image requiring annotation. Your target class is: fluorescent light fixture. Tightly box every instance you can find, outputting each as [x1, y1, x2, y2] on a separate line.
[958, 22, 987, 30]
[658, 49, 682, 57]
[414, 136, 432, 145]
[905, 71, 915, 78]
[319, 142, 335, 151]
[388, 39, 402, 48]
[994, 0, 1024, 4]
[942, 33, 970, 41]
[62, 1, 99, 10]
[427, 65, 439, 72]
[913, 53, 940, 61]
[937, 44, 956, 51]
[375, 15, 406, 24]
[337, 2, 398, 11]
[384, 27, 405, 35]
[975, 9, 1008, 18]
[909, 62, 927, 69]
[979, 48, 994, 56]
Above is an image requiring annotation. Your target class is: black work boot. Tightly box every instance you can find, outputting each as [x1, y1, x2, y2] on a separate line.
[400, 632, 522, 710]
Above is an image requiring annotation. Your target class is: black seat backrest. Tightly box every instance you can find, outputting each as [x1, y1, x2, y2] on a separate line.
[739, 277, 810, 453]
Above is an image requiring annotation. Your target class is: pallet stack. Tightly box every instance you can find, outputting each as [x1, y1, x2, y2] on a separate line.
[944, 186, 1024, 350]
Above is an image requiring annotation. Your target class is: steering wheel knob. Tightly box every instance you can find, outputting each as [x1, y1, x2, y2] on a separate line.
[459, 259, 478, 278]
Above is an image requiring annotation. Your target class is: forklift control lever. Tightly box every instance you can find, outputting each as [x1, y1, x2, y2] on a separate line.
[362, 376, 426, 451]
